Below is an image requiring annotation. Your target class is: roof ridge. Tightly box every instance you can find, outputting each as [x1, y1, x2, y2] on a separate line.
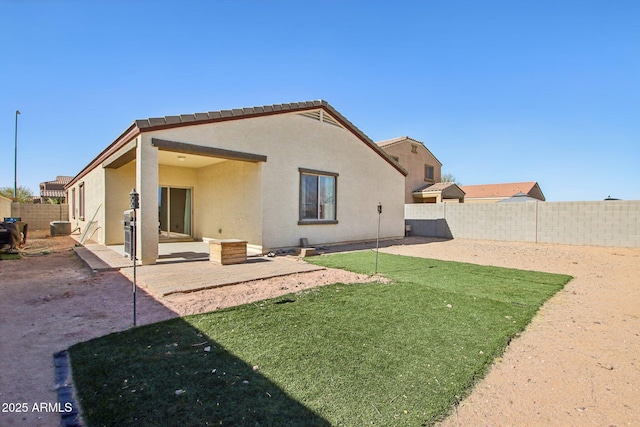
[461, 181, 537, 188]
[136, 100, 328, 128]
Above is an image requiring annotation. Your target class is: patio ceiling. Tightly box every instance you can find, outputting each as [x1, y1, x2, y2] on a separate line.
[157, 150, 227, 168]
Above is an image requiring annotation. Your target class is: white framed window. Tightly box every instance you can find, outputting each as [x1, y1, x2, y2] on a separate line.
[299, 168, 338, 224]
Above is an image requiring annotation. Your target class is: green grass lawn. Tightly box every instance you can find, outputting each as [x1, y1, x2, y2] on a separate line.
[69, 251, 571, 427]
[0, 252, 21, 260]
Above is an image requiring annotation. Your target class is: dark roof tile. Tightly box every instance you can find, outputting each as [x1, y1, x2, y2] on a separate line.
[180, 114, 197, 122]
[135, 119, 150, 128]
[164, 116, 182, 124]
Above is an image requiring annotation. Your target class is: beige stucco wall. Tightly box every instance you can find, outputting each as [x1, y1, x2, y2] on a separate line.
[196, 160, 262, 245]
[144, 110, 405, 250]
[381, 141, 442, 203]
[104, 161, 136, 244]
[67, 164, 105, 243]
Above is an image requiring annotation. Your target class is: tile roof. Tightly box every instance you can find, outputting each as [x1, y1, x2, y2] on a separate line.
[375, 136, 414, 147]
[413, 182, 459, 193]
[66, 100, 407, 188]
[375, 136, 443, 166]
[460, 182, 540, 199]
[135, 100, 347, 130]
[40, 176, 74, 198]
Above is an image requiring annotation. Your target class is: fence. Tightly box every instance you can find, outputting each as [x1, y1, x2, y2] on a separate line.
[9, 203, 69, 231]
[0, 196, 11, 220]
[405, 200, 640, 248]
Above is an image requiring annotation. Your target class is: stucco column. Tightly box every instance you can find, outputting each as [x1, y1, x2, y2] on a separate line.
[136, 137, 159, 265]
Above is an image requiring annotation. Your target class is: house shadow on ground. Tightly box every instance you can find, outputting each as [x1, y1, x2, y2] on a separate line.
[318, 232, 452, 255]
[69, 316, 330, 427]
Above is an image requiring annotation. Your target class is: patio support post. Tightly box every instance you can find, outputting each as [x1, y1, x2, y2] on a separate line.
[136, 136, 159, 265]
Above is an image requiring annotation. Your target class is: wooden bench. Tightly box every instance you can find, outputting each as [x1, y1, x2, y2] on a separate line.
[208, 239, 247, 265]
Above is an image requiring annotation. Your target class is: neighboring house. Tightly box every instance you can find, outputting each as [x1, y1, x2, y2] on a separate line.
[460, 182, 545, 203]
[376, 136, 464, 203]
[65, 100, 407, 265]
[411, 182, 466, 203]
[38, 176, 73, 203]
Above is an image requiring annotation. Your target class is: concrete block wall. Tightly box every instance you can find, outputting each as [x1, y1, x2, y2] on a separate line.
[0, 196, 11, 220]
[537, 201, 640, 247]
[406, 200, 640, 248]
[444, 202, 538, 242]
[10, 203, 69, 230]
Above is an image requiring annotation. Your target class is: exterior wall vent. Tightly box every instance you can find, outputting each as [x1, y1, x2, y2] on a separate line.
[297, 110, 344, 129]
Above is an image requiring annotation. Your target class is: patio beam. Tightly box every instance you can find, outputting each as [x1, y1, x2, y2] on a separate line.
[151, 138, 267, 163]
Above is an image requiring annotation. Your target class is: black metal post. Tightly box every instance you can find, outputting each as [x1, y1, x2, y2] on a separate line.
[375, 203, 382, 274]
[129, 189, 140, 327]
[132, 215, 137, 327]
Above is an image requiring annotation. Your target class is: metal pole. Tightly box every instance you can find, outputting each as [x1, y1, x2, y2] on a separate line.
[375, 203, 382, 274]
[132, 212, 137, 327]
[14, 110, 20, 199]
[130, 189, 139, 327]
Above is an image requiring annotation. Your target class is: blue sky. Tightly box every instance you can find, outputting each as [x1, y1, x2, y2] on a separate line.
[1, 0, 638, 201]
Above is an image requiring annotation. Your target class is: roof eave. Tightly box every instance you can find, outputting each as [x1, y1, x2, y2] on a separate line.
[65, 100, 408, 189]
[65, 123, 140, 189]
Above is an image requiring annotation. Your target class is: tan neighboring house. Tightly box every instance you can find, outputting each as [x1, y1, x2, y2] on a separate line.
[376, 136, 464, 203]
[460, 182, 545, 203]
[65, 100, 407, 265]
[37, 176, 73, 203]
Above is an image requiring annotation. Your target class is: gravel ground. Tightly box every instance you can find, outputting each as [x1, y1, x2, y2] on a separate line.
[380, 238, 640, 427]
[0, 233, 638, 426]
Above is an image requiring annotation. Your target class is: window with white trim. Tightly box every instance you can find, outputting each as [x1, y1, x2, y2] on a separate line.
[299, 168, 337, 224]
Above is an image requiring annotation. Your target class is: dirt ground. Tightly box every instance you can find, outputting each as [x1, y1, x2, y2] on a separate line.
[0, 233, 638, 426]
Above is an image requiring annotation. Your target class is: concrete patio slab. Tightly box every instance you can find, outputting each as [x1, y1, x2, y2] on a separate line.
[118, 257, 325, 296]
[73, 241, 325, 296]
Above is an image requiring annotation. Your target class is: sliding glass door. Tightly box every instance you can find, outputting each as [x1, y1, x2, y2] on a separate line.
[158, 187, 192, 239]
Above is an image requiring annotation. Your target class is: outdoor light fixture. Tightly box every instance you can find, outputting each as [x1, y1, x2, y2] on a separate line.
[177, 155, 186, 161]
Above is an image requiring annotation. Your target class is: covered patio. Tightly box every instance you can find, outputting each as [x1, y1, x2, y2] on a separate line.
[102, 136, 267, 265]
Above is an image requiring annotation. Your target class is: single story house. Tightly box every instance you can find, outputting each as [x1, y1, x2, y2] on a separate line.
[376, 136, 464, 203]
[65, 100, 407, 265]
[460, 182, 545, 203]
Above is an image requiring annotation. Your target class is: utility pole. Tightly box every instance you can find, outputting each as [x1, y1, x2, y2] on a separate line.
[14, 110, 20, 199]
